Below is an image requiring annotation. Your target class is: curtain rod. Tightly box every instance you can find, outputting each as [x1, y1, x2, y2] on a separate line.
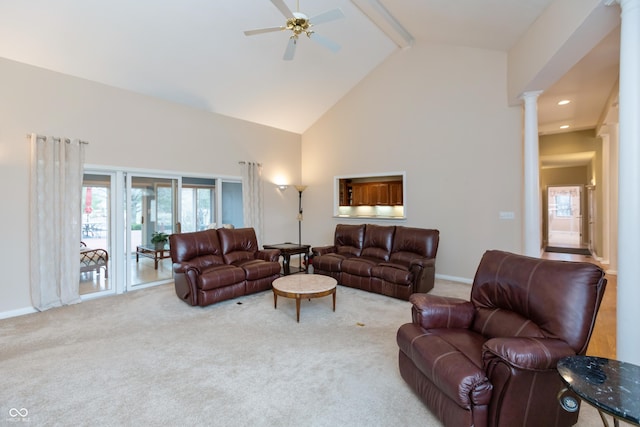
[238, 161, 262, 166]
[26, 133, 89, 145]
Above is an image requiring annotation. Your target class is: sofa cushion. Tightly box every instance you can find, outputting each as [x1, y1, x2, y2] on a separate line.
[360, 224, 394, 261]
[313, 253, 345, 272]
[334, 224, 365, 257]
[170, 229, 224, 264]
[341, 258, 378, 276]
[471, 250, 605, 353]
[197, 265, 246, 291]
[234, 259, 281, 281]
[391, 226, 439, 261]
[371, 262, 412, 285]
[218, 227, 260, 264]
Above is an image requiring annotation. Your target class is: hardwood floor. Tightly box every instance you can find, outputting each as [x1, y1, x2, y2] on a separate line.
[79, 256, 173, 295]
[541, 251, 616, 359]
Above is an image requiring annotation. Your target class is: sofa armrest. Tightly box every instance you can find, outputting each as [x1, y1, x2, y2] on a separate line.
[410, 257, 435, 269]
[483, 337, 576, 371]
[172, 261, 201, 275]
[312, 245, 336, 256]
[257, 249, 280, 262]
[409, 294, 475, 330]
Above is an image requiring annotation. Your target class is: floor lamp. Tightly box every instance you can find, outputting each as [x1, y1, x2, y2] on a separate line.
[295, 185, 307, 246]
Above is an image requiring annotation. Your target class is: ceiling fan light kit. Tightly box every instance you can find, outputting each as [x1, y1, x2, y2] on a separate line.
[244, 0, 344, 60]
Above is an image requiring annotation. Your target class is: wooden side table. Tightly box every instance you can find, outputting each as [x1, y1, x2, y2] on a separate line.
[263, 243, 310, 275]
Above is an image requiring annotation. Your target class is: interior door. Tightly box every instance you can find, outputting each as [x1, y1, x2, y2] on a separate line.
[126, 174, 180, 290]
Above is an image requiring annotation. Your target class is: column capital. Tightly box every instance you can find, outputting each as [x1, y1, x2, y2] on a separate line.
[519, 90, 544, 103]
[604, 0, 619, 6]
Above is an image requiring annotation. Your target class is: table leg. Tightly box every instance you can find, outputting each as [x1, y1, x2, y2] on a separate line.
[296, 295, 301, 322]
[154, 250, 159, 270]
[283, 254, 291, 275]
[332, 289, 336, 311]
[273, 291, 278, 309]
[304, 252, 309, 273]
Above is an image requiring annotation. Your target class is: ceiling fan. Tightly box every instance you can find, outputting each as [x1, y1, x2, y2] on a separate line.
[244, 0, 345, 60]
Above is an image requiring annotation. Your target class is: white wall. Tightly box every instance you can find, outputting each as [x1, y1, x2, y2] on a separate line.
[0, 57, 302, 315]
[302, 43, 523, 281]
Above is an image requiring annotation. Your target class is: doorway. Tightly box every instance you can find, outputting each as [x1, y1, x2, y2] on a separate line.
[547, 185, 584, 248]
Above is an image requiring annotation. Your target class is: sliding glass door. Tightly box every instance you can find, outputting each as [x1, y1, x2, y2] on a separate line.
[78, 170, 244, 297]
[127, 174, 179, 289]
[181, 177, 216, 232]
[80, 172, 115, 296]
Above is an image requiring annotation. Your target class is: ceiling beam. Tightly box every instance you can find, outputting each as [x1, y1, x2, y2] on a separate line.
[350, 0, 414, 49]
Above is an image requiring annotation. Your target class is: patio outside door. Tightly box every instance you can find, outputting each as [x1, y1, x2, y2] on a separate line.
[127, 174, 179, 289]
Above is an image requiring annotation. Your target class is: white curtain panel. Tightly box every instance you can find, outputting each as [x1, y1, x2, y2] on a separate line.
[29, 134, 85, 310]
[240, 161, 264, 244]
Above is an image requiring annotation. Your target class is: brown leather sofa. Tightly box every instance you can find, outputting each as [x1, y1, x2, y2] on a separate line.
[169, 227, 281, 307]
[397, 250, 607, 427]
[312, 224, 440, 300]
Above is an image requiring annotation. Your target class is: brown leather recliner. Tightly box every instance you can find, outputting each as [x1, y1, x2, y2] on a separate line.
[397, 250, 607, 427]
[170, 228, 280, 307]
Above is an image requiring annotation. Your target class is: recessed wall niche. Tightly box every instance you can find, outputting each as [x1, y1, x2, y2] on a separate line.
[334, 172, 406, 220]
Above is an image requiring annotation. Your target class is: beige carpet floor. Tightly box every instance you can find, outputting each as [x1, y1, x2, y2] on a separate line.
[0, 279, 608, 426]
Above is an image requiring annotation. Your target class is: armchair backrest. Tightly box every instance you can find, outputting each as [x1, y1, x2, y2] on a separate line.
[218, 227, 259, 264]
[334, 224, 366, 257]
[360, 224, 395, 261]
[169, 229, 224, 268]
[471, 250, 607, 354]
[390, 227, 440, 264]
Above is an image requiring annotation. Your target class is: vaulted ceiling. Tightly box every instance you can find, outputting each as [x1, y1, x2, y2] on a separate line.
[0, 0, 619, 135]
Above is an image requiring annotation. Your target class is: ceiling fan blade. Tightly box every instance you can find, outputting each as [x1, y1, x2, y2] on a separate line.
[271, 0, 295, 19]
[283, 37, 297, 60]
[310, 8, 345, 25]
[309, 32, 341, 53]
[244, 26, 285, 36]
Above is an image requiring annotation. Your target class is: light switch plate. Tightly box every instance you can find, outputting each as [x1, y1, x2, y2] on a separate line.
[499, 211, 515, 220]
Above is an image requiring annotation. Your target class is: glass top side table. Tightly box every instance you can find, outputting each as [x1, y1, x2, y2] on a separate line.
[557, 355, 640, 427]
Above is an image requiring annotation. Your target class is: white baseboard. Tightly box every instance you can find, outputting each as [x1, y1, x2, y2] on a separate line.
[0, 306, 37, 320]
[436, 273, 473, 285]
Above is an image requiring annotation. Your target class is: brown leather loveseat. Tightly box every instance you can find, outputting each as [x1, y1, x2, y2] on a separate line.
[397, 250, 607, 427]
[312, 224, 439, 300]
[169, 227, 281, 307]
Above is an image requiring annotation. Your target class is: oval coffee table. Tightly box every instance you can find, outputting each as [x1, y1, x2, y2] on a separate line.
[272, 274, 337, 322]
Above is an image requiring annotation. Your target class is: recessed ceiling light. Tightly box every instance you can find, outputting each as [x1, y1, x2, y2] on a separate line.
[558, 100, 571, 106]
[560, 125, 570, 129]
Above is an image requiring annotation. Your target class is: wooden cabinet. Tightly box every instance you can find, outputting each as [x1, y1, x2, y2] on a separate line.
[346, 181, 402, 206]
[370, 183, 390, 205]
[389, 182, 403, 205]
[351, 183, 370, 205]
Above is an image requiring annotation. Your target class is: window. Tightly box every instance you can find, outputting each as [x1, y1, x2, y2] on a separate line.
[221, 181, 243, 228]
[181, 178, 216, 232]
[555, 194, 572, 217]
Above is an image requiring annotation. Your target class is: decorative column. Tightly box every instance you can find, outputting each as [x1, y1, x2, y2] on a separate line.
[610, 0, 640, 365]
[521, 90, 543, 257]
